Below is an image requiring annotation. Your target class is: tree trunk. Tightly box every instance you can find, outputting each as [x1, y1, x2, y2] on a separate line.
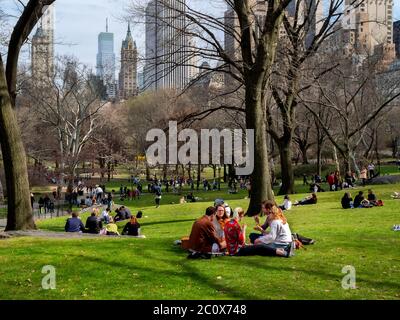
[300, 145, 309, 165]
[0, 61, 35, 230]
[163, 164, 167, 181]
[0, 177, 4, 202]
[333, 146, 341, 173]
[278, 141, 295, 195]
[223, 165, 227, 182]
[197, 163, 201, 190]
[317, 143, 322, 177]
[145, 162, 150, 181]
[245, 86, 273, 216]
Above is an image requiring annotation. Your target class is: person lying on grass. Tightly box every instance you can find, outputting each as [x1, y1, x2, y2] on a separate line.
[235, 201, 294, 258]
[391, 192, 400, 199]
[294, 193, 318, 206]
[187, 207, 226, 257]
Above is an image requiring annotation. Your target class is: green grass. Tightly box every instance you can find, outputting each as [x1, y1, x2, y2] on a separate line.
[0, 182, 400, 300]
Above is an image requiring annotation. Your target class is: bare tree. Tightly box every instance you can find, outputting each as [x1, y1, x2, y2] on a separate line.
[130, 0, 302, 214]
[0, 0, 55, 231]
[302, 54, 400, 174]
[25, 56, 107, 199]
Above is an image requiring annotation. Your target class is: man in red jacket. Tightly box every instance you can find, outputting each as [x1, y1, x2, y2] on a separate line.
[327, 172, 335, 191]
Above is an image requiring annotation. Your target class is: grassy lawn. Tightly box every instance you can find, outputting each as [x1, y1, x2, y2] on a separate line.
[0, 182, 399, 300]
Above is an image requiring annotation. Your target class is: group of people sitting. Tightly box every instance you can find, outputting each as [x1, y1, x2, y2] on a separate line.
[341, 189, 383, 209]
[184, 199, 314, 259]
[64, 208, 144, 237]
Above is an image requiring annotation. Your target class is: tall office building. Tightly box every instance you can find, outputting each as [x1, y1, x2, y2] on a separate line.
[119, 24, 138, 100]
[31, 3, 55, 84]
[144, 0, 197, 91]
[342, 0, 394, 56]
[96, 20, 117, 99]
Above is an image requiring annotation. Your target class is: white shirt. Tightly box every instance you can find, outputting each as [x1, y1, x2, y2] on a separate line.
[101, 210, 109, 219]
[258, 220, 292, 245]
[283, 199, 292, 211]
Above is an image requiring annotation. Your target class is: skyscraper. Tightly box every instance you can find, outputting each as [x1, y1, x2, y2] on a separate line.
[119, 24, 138, 100]
[31, 3, 55, 85]
[342, 0, 394, 55]
[97, 19, 117, 99]
[144, 0, 197, 91]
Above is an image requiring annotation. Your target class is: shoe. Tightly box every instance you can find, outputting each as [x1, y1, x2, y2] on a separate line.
[284, 242, 295, 258]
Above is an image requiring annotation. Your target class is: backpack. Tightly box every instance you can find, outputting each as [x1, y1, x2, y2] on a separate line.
[376, 199, 384, 207]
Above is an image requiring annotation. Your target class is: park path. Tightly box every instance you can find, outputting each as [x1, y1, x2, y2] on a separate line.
[0, 204, 107, 231]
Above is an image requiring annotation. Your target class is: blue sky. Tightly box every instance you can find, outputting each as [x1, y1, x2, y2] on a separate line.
[2, 0, 400, 71]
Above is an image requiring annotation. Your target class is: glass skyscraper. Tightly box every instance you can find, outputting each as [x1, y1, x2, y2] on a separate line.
[96, 21, 116, 99]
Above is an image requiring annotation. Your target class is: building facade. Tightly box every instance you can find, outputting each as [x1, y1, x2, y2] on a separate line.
[96, 20, 117, 99]
[31, 3, 55, 85]
[144, 0, 197, 91]
[394, 20, 400, 58]
[119, 24, 138, 100]
[342, 0, 394, 56]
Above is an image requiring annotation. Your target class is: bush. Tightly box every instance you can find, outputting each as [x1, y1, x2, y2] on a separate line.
[274, 164, 335, 179]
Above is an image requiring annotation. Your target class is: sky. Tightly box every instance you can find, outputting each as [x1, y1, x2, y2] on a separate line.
[1, 0, 400, 71]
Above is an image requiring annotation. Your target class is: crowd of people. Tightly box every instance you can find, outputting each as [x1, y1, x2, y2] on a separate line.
[341, 189, 383, 209]
[64, 207, 144, 237]
[184, 198, 315, 259]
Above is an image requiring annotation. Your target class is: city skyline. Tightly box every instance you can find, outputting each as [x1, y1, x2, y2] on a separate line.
[2, 0, 400, 70]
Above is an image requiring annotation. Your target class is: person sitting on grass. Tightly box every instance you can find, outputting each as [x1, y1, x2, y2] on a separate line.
[341, 192, 353, 209]
[114, 208, 128, 222]
[235, 201, 294, 258]
[353, 191, 365, 208]
[122, 215, 141, 236]
[367, 189, 377, 206]
[294, 193, 318, 206]
[249, 204, 269, 244]
[187, 207, 225, 258]
[279, 195, 292, 211]
[105, 217, 120, 236]
[84, 196, 92, 208]
[100, 208, 111, 224]
[224, 207, 247, 256]
[186, 192, 196, 203]
[65, 212, 85, 233]
[85, 211, 103, 234]
[213, 205, 230, 240]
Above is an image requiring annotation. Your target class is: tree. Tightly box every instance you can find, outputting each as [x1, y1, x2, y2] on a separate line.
[25, 56, 106, 201]
[302, 54, 400, 174]
[131, 0, 299, 214]
[0, 0, 55, 231]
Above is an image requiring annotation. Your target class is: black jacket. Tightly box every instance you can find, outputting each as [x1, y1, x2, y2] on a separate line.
[122, 222, 140, 236]
[85, 216, 103, 234]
